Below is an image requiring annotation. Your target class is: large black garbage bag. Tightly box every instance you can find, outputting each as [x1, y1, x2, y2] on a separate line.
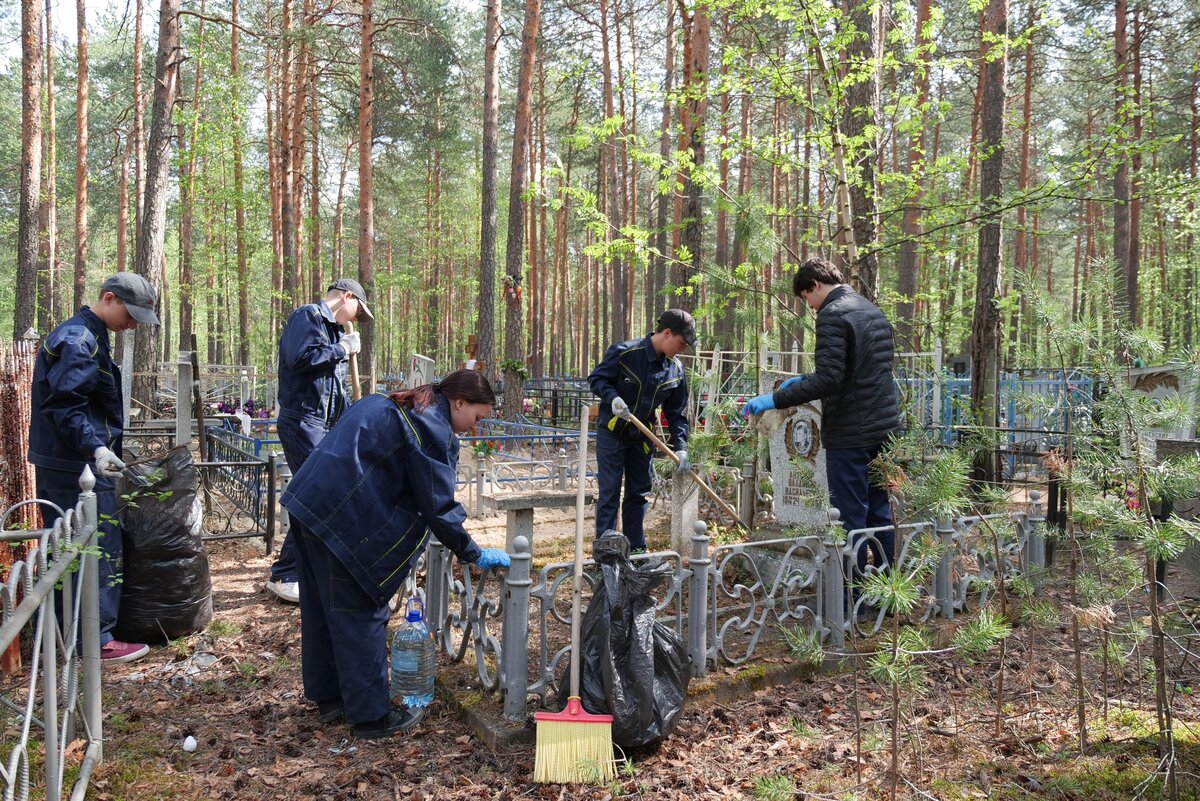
[114, 447, 212, 643]
[558, 533, 690, 750]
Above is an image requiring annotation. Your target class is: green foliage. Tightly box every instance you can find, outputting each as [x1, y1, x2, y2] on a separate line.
[781, 625, 824, 667]
[869, 629, 931, 692]
[752, 774, 798, 801]
[950, 608, 1011, 665]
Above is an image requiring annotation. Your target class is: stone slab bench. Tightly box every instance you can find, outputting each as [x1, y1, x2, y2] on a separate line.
[482, 490, 595, 551]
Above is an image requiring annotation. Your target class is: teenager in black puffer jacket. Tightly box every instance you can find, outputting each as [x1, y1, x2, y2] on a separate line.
[742, 257, 900, 594]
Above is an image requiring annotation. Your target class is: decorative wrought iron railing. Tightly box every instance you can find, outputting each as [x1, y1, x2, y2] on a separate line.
[0, 470, 102, 801]
[415, 492, 1049, 721]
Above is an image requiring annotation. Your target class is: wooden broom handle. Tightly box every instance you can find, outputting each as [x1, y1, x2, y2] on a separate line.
[569, 406, 588, 698]
[344, 321, 362, 401]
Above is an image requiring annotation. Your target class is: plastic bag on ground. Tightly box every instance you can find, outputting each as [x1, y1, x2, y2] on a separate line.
[557, 532, 690, 751]
[115, 447, 213, 643]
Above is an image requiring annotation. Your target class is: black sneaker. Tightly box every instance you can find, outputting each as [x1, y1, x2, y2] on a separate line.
[352, 707, 424, 739]
[318, 700, 344, 723]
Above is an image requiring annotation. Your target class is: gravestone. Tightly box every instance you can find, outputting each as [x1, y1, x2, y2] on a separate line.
[1157, 438, 1200, 581]
[768, 400, 829, 529]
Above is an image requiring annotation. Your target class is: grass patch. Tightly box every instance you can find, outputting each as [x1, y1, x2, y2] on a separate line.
[752, 773, 797, 801]
[207, 618, 241, 638]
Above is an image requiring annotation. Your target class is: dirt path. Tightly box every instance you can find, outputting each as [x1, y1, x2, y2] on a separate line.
[88, 514, 1200, 800]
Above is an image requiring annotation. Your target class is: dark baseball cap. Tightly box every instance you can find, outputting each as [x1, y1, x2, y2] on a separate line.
[657, 308, 697, 347]
[101, 272, 160, 325]
[328, 278, 374, 321]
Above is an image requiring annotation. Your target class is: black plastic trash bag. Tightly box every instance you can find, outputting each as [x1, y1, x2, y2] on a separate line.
[558, 533, 690, 751]
[114, 447, 213, 643]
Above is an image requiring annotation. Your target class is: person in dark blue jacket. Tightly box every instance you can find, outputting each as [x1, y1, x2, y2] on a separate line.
[588, 310, 694, 552]
[280, 369, 511, 739]
[267, 278, 372, 604]
[28, 272, 161, 664]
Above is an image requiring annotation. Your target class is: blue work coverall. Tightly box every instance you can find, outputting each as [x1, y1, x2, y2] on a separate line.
[280, 392, 484, 725]
[272, 300, 352, 583]
[588, 335, 690, 550]
[28, 307, 126, 645]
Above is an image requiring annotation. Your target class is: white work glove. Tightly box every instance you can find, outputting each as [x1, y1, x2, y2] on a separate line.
[341, 331, 361, 356]
[674, 450, 690, 472]
[93, 446, 126, 478]
[611, 396, 631, 420]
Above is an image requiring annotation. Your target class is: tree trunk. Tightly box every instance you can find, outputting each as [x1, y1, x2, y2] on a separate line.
[280, 0, 296, 308]
[116, 134, 131, 274]
[357, 0, 376, 395]
[1128, 1, 1142, 330]
[968, 0, 1008, 485]
[178, 3, 206, 346]
[894, 0, 933, 351]
[678, 2, 710, 311]
[74, 0, 89, 312]
[839, 0, 881, 301]
[1012, 0, 1037, 356]
[476, 0, 501, 379]
[231, 0, 249, 364]
[133, 0, 180, 412]
[308, 27, 322, 301]
[15, 0, 42, 339]
[133, 0, 145, 257]
[332, 134, 352, 279]
[37, 0, 58, 332]
[649, 0, 675, 331]
[501, 0, 542, 418]
[599, 0, 627, 343]
[1113, 0, 1133, 332]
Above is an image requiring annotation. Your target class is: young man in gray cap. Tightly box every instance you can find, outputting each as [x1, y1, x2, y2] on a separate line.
[267, 279, 373, 603]
[29, 272, 161, 663]
[587, 309, 693, 552]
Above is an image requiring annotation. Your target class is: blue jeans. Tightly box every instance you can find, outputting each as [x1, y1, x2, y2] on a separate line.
[291, 520, 391, 724]
[825, 446, 895, 583]
[594, 430, 654, 550]
[273, 414, 329, 582]
[37, 466, 121, 645]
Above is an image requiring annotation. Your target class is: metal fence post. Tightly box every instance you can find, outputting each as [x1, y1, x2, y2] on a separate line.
[475, 462, 487, 518]
[79, 467, 102, 762]
[822, 508, 846, 649]
[1026, 489, 1045, 591]
[557, 449, 568, 491]
[426, 542, 448, 638]
[739, 461, 754, 526]
[935, 515, 956, 619]
[501, 536, 532, 720]
[275, 461, 292, 557]
[687, 521, 710, 678]
[176, 351, 193, 450]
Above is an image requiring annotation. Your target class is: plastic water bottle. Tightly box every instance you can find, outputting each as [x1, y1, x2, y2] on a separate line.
[390, 598, 435, 708]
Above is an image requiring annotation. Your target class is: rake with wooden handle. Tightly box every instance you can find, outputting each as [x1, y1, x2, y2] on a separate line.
[344, 321, 362, 401]
[622, 412, 751, 532]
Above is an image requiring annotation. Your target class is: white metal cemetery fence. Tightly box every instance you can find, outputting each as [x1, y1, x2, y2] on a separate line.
[0, 472, 103, 801]
[408, 492, 1049, 720]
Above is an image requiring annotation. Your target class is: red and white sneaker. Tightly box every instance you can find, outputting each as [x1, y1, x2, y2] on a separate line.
[100, 640, 150, 663]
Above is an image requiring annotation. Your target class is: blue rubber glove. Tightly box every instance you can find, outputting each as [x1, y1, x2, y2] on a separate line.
[674, 450, 690, 472]
[780, 375, 805, 391]
[475, 548, 511, 570]
[742, 394, 776, 417]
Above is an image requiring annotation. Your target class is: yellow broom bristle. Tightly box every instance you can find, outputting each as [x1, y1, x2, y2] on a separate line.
[533, 719, 616, 784]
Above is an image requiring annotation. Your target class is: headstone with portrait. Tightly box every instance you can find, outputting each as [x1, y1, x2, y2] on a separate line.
[768, 400, 829, 530]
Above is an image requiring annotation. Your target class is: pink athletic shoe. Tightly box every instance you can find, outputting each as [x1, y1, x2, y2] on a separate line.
[100, 640, 150, 663]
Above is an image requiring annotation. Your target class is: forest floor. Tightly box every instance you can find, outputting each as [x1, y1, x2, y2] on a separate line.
[86, 503, 1200, 801]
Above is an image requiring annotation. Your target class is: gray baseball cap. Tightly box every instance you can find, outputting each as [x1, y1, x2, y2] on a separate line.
[328, 278, 374, 321]
[101, 272, 160, 325]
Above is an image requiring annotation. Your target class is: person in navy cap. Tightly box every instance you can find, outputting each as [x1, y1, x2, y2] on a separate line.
[28, 271, 161, 663]
[280, 369, 511, 738]
[588, 309, 694, 552]
[267, 278, 374, 604]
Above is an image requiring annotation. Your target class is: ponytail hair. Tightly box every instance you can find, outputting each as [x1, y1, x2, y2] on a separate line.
[390, 368, 497, 411]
